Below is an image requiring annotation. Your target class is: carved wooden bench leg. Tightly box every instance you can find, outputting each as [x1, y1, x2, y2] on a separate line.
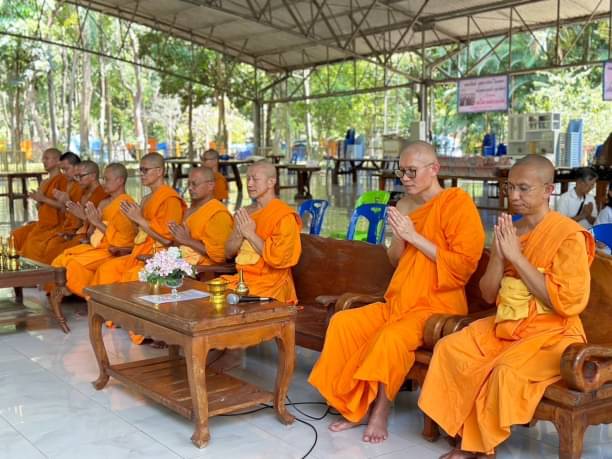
[422, 413, 441, 442]
[50, 286, 69, 333]
[553, 410, 587, 459]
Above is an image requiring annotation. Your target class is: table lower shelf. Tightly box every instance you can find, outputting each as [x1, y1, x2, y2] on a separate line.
[107, 356, 274, 419]
[0, 299, 49, 327]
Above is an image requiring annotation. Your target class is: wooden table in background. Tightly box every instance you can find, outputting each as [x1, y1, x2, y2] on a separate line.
[326, 157, 398, 185]
[85, 279, 296, 448]
[0, 171, 46, 222]
[0, 257, 68, 332]
[166, 158, 254, 192]
[275, 164, 321, 199]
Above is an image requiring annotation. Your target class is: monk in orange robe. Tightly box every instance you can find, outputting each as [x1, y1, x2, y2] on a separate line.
[168, 166, 233, 266]
[52, 163, 137, 297]
[221, 160, 301, 303]
[200, 148, 229, 201]
[91, 152, 185, 286]
[12, 148, 63, 250]
[308, 141, 485, 443]
[43, 160, 108, 264]
[418, 155, 595, 458]
[19, 151, 82, 262]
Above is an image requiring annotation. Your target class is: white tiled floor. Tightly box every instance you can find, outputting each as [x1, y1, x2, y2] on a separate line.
[0, 290, 611, 459]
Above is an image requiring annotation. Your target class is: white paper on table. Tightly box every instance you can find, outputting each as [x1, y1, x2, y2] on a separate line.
[138, 289, 210, 304]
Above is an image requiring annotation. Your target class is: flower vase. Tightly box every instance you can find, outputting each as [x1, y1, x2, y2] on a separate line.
[149, 280, 161, 294]
[164, 276, 184, 298]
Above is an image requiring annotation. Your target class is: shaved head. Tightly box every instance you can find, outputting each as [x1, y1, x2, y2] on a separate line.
[400, 141, 437, 164]
[80, 160, 100, 179]
[105, 163, 127, 182]
[189, 166, 214, 182]
[248, 160, 277, 179]
[141, 152, 165, 168]
[44, 148, 61, 160]
[512, 155, 555, 184]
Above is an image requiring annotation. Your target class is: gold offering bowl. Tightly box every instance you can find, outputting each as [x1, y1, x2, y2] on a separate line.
[206, 278, 229, 305]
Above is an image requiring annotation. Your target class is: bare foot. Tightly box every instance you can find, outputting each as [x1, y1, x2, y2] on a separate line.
[439, 449, 475, 459]
[362, 385, 391, 443]
[328, 417, 361, 432]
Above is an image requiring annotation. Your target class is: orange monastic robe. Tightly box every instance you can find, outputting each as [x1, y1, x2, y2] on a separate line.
[12, 173, 67, 251]
[418, 211, 595, 454]
[42, 184, 108, 264]
[19, 178, 82, 262]
[91, 184, 185, 285]
[308, 188, 485, 422]
[52, 193, 138, 297]
[222, 199, 301, 304]
[180, 199, 233, 266]
[214, 171, 229, 201]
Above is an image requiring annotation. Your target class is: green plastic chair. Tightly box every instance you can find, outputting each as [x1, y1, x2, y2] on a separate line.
[355, 190, 391, 207]
[330, 190, 391, 241]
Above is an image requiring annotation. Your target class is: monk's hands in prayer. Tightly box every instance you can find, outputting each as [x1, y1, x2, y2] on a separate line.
[65, 201, 86, 219]
[235, 208, 257, 239]
[53, 189, 70, 204]
[388, 206, 417, 243]
[84, 202, 102, 226]
[120, 200, 145, 226]
[169, 222, 192, 245]
[28, 189, 46, 203]
[495, 213, 522, 264]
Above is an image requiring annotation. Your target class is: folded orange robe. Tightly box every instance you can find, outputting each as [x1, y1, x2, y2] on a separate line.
[52, 193, 137, 297]
[91, 184, 185, 285]
[214, 171, 229, 201]
[180, 199, 233, 266]
[43, 184, 108, 264]
[308, 188, 485, 422]
[222, 198, 301, 304]
[418, 211, 595, 454]
[19, 177, 82, 262]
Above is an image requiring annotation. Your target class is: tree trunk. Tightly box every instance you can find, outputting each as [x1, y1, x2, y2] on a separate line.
[188, 82, 194, 158]
[304, 70, 313, 154]
[130, 31, 145, 154]
[27, 83, 48, 145]
[66, 49, 78, 150]
[265, 102, 274, 149]
[47, 62, 57, 146]
[217, 90, 228, 153]
[80, 52, 92, 156]
[99, 55, 106, 161]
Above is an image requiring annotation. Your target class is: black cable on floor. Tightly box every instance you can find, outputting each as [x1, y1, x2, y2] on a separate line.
[219, 397, 335, 458]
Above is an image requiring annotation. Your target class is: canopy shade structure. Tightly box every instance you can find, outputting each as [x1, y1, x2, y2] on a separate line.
[65, 0, 610, 74]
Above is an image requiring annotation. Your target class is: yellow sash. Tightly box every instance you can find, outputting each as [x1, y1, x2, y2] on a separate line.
[495, 269, 552, 323]
[235, 240, 261, 265]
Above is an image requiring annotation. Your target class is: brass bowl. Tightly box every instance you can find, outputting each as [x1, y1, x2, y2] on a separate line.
[207, 278, 229, 304]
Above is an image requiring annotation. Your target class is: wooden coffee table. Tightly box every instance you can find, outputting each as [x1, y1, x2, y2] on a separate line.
[85, 279, 296, 448]
[0, 257, 68, 332]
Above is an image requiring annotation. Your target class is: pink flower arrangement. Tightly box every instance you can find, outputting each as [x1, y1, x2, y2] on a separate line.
[138, 247, 195, 284]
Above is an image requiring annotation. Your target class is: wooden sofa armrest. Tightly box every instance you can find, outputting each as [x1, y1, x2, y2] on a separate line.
[442, 308, 496, 336]
[422, 314, 457, 350]
[422, 308, 497, 351]
[108, 246, 133, 257]
[560, 343, 612, 392]
[315, 295, 340, 309]
[334, 292, 385, 313]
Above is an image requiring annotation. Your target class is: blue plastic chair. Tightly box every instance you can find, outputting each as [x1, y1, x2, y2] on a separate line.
[346, 204, 388, 244]
[592, 223, 612, 249]
[298, 199, 329, 236]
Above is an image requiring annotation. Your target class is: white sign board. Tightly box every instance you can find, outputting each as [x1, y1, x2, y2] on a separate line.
[603, 61, 612, 101]
[457, 76, 509, 113]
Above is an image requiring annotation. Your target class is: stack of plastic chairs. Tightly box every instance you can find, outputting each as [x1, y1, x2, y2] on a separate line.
[346, 204, 388, 244]
[331, 191, 390, 241]
[298, 199, 329, 236]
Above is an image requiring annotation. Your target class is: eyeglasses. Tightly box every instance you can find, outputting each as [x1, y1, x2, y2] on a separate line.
[394, 162, 435, 179]
[139, 166, 161, 174]
[74, 172, 95, 180]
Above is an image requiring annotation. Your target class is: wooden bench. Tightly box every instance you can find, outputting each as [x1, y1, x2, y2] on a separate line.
[424, 253, 612, 459]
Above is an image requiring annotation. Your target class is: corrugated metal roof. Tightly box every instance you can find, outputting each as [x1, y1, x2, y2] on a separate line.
[66, 0, 609, 72]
